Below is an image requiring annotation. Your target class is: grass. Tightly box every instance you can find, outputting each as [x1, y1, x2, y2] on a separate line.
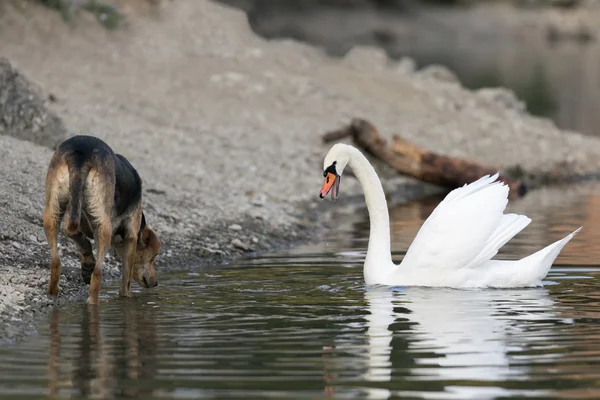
[35, 0, 122, 29]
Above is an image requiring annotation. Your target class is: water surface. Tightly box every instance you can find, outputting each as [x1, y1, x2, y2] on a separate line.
[1, 184, 600, 399]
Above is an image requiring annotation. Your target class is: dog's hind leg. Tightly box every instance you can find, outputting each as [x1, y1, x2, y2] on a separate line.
[86, 168, 115, 305]
[44, 198, 64, 297]
[88, 219, 111, 305]
[64, 215, 96, 285]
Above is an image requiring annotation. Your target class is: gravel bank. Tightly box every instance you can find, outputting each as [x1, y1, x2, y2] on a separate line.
[1, 0, 600, 342]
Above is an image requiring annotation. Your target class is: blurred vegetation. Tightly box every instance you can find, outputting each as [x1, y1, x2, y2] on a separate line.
[217, 0, 581, 12]
[35, 0, 122, 29]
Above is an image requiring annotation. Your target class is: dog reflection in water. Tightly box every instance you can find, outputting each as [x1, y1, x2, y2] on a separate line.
[46, 301, 158, 398]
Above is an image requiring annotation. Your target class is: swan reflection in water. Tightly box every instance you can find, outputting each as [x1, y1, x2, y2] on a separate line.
[329, 285, 570, 400]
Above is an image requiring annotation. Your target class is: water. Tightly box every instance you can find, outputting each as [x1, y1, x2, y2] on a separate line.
[2, 184, 600, 399]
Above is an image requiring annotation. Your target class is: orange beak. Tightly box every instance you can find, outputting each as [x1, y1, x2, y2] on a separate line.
[320, 172, 340, 201]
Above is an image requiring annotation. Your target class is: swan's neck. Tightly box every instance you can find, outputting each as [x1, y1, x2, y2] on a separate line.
[348, 149, 393, 280]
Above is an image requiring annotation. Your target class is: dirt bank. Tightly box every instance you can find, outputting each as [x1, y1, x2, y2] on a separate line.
[221, 0, 600, 136]
[1, 0, 600, 342]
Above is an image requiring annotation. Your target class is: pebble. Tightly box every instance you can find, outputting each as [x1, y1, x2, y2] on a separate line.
[231, 238, 253, 252]
[250, 193, 267, 207]
[200, 245, 224, 255]
[228, 224, 242, 231]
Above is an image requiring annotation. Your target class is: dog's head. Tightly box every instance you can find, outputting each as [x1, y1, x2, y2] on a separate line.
[134, 224, 161, 288]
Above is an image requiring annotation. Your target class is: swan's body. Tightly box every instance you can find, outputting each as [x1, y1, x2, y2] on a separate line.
[320, 143, 581, 288]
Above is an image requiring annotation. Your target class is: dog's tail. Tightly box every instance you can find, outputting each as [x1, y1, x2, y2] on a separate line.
[66, 160, 90, 236]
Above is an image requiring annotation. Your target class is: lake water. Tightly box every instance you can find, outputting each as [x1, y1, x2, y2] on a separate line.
[1, 183, 600, 399]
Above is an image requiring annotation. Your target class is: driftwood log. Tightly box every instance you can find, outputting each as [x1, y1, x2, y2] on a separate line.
[322, 118, 526, 200]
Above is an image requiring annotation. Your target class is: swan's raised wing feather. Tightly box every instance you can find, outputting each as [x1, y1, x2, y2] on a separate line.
[400, 174, 531, 281]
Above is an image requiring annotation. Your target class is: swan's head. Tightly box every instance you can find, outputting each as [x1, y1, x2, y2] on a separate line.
[320, 143, 351, 201]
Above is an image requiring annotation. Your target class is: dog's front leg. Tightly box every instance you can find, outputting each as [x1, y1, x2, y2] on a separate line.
[119, 238, 137, 298]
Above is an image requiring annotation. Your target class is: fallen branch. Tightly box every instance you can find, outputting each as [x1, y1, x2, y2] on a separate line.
[322, 118, 526, 200]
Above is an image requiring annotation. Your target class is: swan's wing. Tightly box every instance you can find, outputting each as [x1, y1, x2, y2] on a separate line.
[400, 174, 531, 278]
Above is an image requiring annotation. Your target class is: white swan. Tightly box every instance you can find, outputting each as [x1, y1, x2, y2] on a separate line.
[319, 143, 581, 288]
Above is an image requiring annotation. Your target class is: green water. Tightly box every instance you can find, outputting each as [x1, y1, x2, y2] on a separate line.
[1, 185, 600, 399]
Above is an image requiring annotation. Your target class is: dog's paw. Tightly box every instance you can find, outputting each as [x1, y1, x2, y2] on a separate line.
[86, 296, 99, 306]
[118, 289, 132, 298]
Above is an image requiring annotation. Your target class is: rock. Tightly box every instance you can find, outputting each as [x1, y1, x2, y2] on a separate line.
[476, 87, 526, 112]
[392, 57, 416, 75]
[200, 245, 224, 255]
[546, 7, 594, 43]
[0, 58, 68, 149]
[251, 237, 259, 244]
[228, 224, 242, 231]
[250, 193, 267, 207]
[416, 65, 459, 84]
[231, 238, 253, 251]
[342, 45, 389, 72]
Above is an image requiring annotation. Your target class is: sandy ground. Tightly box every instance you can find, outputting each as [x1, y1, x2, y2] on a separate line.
[1, 0, 600, 342]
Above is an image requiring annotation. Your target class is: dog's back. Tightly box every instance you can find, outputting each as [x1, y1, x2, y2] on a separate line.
[59, 135, 115, 161]
[46, 135, 117, 235]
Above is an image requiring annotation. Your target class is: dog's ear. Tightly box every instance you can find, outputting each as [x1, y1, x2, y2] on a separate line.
[137, 212, 148, 247]
[140, 212, 147, 233]
[141, 227, 161, 252]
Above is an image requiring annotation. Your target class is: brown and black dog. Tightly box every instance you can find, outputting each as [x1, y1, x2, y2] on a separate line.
[43, 135, 161, 305]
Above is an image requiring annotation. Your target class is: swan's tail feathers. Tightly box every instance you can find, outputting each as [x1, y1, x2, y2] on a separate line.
[522, 226, 582, 281]
[467, 213, 532, 269]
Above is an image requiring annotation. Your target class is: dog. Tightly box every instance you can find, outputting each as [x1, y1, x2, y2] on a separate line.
[43, 135, 161, 305]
